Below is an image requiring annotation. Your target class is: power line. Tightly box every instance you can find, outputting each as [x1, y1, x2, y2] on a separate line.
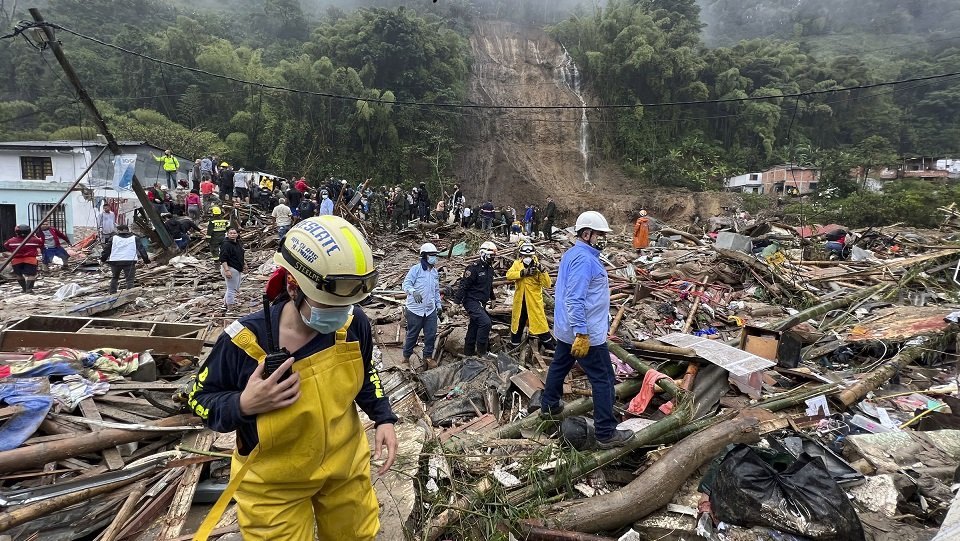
[9, 20, 960, 111]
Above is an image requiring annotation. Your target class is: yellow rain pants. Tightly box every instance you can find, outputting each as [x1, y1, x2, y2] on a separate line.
[194, 316, 379, 541]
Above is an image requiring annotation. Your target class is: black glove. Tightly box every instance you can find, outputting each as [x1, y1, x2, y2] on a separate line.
[412, 292, 423, 303]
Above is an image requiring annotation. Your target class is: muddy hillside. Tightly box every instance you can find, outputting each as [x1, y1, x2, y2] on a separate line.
[454, 20, 739, 228]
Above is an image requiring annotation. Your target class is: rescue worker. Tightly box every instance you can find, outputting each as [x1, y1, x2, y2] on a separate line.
[219, 163, 235, 203]
[461, 241, 497, 356]
[506, 243, 554, 348]
[2, 224, 44, 293]
[101, 224, 150, 293]
[189, 215, 397, 541]
[318, 189, 334, 216]
[152, 149, 180, 188]
[633, 209, 650, 251]
[541, 211, 633, 449]
[207, 206, 230, 259]
[402, 243, 442, 370]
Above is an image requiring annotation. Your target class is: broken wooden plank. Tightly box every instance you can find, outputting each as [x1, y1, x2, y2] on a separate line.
[154, 429, 216, 540]
[79, 397, 125, 471]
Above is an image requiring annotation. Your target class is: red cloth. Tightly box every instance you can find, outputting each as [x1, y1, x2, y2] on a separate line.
[295, 180, 309, 193]
[628, 368, 674, 415]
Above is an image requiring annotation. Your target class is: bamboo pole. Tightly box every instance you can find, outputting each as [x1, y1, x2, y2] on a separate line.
[836, 346, 927, 408]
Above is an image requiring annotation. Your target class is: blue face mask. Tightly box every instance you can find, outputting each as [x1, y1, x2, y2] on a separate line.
[300, 304, 352, 334]
[426, 255, 438, 266]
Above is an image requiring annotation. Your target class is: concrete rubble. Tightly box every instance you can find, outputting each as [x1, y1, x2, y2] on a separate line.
[0, 205, 959, 541]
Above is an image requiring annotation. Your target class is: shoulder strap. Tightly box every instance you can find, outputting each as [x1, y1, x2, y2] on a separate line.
[335, 314, 354, 344]
[225, 320, 267, 363]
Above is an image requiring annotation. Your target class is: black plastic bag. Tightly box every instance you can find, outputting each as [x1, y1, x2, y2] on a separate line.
[709, 444, 865, 541]
[559, 416, 596, 451]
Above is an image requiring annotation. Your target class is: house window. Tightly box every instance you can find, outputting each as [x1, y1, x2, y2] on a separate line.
[28, 202, 67, 232]
[808, 183, 818, 192]
[749, 174, 759, 181]
[20, 157, 53, 180]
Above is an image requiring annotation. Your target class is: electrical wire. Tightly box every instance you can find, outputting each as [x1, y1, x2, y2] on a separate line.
[9, 20, 960, 111]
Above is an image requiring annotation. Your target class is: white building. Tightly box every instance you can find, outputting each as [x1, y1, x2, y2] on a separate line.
[724, 172, 764, 193]
[0, 140, 192, 240]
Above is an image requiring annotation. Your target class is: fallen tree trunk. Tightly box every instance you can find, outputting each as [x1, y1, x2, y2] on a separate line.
[0, 414, 198, 474]
[771, 282, 889, 331]
[546, 416, 761, 533]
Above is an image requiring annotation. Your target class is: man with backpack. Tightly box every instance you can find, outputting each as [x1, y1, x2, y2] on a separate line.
[298, 193, 317, 220]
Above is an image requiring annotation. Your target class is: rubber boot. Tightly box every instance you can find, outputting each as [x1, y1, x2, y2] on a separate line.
[477, 342, 488, 356]
[463, 345, 476, 357]
[17, 277, 26, 293]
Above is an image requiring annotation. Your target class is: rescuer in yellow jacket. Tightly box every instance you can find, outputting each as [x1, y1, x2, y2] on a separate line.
[506, 242, 555, 348]
[152, 149, 180, 188]
[188, 215, 397, 541]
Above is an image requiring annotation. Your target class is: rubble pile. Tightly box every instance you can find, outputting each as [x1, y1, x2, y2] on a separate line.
[1, 210, 960, 540]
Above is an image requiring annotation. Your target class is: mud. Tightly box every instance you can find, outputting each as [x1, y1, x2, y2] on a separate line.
[453, 20, 740, 229]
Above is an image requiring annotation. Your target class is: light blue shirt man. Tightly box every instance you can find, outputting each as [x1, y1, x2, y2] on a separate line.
[319, 197, 334, 216]
[553, 240, 609, 345]
[402, 261, 441, 317]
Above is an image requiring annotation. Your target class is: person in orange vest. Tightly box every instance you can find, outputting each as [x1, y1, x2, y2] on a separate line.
[632, 209, 650, 252]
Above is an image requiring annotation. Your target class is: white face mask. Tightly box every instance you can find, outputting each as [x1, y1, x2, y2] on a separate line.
[522, 257, 533, 266]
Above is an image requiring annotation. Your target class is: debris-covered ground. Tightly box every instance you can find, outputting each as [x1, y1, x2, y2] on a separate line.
[1, 207, 959, 541]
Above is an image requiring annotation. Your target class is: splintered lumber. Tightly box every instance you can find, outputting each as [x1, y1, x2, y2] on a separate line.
[154, 429, 216, 539]
[546, 416, 761, 533]
[0, 472, 148, 531]
[100, 481, 147, 541]
[836, 345, 928, 408]
[0, 414, 198, 474]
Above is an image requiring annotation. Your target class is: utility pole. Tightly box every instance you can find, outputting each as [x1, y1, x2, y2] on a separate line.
[29, 8, 175, 250]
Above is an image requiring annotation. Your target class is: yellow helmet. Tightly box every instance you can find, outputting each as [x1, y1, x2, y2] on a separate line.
[211, 206, 223, 216]
[220, 162, 229, 167]
[275, 216, 378, 306]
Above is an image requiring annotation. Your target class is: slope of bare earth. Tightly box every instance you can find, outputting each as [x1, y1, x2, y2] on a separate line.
[453, 20, 739, 229]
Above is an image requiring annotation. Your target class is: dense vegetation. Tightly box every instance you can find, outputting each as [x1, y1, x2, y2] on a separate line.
[551, 0, 960, 192]
[0, 0, 471, 185]
[2, 0, 960, 226]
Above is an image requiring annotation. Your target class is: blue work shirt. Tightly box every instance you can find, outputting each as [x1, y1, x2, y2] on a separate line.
[402, 261, 441, 316]
[319, 198, 334, 216]
[554, 240, 610, 346]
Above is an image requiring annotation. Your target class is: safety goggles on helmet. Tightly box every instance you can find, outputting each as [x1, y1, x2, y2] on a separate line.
[279, 244, 378, 298]
[519, 244, 535, 255]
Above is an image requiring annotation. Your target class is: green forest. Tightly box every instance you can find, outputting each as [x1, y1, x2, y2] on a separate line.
[2, 0, 960, 225]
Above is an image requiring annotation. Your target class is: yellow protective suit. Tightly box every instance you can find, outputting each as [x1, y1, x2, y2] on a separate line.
[193, 316, 379, 541]
[506, 258, 552, 335]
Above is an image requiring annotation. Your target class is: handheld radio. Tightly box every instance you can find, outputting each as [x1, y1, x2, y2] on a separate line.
[260, 295, 292, 380]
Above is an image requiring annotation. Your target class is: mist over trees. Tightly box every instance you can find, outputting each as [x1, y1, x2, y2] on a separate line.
[1, 0, 959, 208]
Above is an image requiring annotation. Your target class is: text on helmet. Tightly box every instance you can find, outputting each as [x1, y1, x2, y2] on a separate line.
[299, 221, 342, 257]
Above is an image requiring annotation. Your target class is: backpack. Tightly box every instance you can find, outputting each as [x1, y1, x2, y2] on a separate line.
[298, 199, 313, 215]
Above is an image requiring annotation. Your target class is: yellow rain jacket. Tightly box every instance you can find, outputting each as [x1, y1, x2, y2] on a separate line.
[506, 258, 552, 335]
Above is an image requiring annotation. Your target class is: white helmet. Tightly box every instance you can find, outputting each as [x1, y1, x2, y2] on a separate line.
[519, 243, 535, 256]
[420, 242, 438, 254]
[575, 211, 612, 233]
[274, 216, 378, 306]
[479, 241, 497, 262]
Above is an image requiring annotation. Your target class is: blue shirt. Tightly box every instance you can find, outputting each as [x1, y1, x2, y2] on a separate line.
[402, 261, 441, 316]
[319, 198, 334, 216]
[554, 240, 610, 346]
